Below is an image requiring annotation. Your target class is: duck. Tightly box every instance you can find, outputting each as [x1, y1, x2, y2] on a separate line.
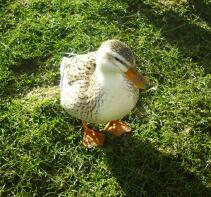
[60, 39, 149, 148]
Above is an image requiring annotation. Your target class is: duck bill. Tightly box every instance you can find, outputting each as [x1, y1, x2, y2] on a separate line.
[125, 68, 149, 89]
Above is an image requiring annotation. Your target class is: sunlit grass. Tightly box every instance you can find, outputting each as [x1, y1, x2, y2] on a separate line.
[1, 0, 211, 196]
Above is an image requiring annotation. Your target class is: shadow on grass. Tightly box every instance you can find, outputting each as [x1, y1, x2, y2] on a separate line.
[189, 0, 211, 25]
[105, 135, 211, 196]
[0, 57, 42, 97]
[9, 57, 41, 75]
[119, 0, 211, 74]
[1, 56, 54, 98]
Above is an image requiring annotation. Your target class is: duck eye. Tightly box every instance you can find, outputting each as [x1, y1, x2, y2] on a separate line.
[114, 57, 124, 64]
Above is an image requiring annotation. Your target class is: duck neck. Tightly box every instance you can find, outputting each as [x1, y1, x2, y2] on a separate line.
[93, 64, 123, 89]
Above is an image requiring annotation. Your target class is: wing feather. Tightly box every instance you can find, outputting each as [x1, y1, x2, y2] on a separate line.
[60, 52, 96, 88]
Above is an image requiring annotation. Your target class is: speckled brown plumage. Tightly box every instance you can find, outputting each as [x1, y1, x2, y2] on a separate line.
[60, 52, 104, 122]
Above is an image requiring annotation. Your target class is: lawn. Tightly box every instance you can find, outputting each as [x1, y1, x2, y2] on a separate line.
[0, 0, 211, 196]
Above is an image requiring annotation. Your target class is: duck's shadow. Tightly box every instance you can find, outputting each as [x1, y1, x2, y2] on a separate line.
[104, 135, 211, 196]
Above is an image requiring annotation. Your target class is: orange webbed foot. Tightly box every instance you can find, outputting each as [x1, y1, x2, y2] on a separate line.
[82, 121, 105, 148]
[104, 121, 132, 137]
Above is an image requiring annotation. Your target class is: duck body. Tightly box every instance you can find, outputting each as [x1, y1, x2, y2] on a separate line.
[60, 52, 139, 124]
[60, 40, 149, 147]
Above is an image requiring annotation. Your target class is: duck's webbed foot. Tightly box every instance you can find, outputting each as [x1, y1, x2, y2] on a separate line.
[104, 120, 132, 136]
[82, 121, 105, 148]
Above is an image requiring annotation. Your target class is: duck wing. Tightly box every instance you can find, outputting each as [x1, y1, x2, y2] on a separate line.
[60, 52, 96, 88]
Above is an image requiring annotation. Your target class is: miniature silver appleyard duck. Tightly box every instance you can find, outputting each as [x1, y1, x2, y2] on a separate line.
[60, 40, 149, 147]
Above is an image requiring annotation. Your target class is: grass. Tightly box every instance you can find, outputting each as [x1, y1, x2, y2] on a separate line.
[0, 0, 211, 196]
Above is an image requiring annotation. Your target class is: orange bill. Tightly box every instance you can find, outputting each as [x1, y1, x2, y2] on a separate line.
[125, 68, 150, 89]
